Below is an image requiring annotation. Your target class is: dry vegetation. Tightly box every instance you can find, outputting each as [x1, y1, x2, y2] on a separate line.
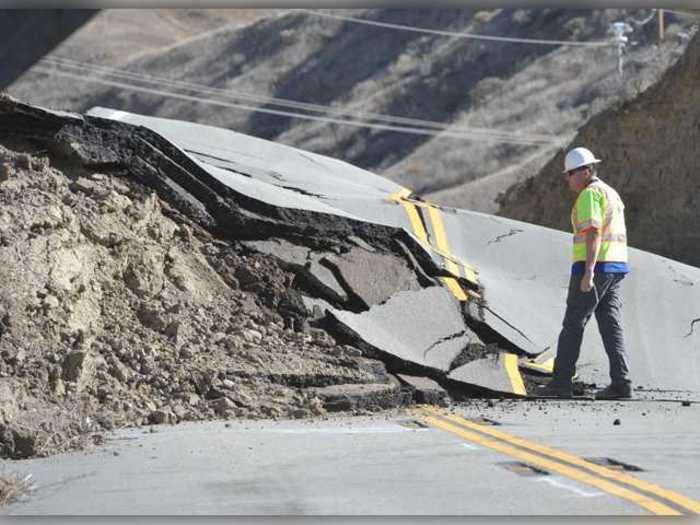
[8, 9, 695, 214]
[0, 471, 34, 507]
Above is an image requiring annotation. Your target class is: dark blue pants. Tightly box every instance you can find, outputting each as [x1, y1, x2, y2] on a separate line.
[553, 272, 631, 386]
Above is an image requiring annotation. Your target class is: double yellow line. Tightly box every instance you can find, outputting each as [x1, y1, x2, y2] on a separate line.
[419, 406, 700, 515]
[389, 187, 526, 396]
[389, 188, 477, 295]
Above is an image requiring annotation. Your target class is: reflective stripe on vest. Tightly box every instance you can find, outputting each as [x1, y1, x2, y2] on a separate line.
[571, 179, 628, 264]
[573, 232, 628, 243]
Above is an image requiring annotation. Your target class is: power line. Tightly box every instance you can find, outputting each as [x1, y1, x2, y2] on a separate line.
[40, 56, 560, 143]
[295, 9, 614, 48]
[34, 57, 564, 146]
[31, 65, 565, 147]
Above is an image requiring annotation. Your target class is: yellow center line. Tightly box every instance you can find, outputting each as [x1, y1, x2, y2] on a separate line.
[393, 191, 697, 515]
[421, 406, 700, 515]
[426, 206, 460, 277]
[424, 205, 524, 395]
[441, 276, 468, 301]
[503, 353, 527, 396]
[399, 202, 468, 302]
[395, 198, 468, 302]
[519, 358, 555, 374]
[388, 187, 413, 202]
[402, 198, 431, 208]
[399, 200, 428, 245]
[423, 206, 470, 301]
[462, 264, 478, 284]
[421, 413, 681, 516]
[424, 205, 478, 284]
[394, 192, 525, 396]
[392, 191, 478, 284]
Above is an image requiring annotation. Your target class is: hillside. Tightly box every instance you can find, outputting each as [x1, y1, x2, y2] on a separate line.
[0, 10, 96, 89]
[7, 8, 695, 213]
[498, 32, 700, 267]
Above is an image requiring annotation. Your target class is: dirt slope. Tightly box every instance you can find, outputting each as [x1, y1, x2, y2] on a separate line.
[0, 133, 393, 459]
[498, 32, 700, 267]
[2, 95, 506, 461]
[7, 9, 695, 213]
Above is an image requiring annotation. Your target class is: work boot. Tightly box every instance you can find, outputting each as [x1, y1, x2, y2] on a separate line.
[535, 381, 573, 398]
[594, 382, 633, 400]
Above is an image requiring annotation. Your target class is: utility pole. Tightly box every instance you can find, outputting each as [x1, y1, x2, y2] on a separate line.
[658, 9, 665, 43]
[609, 22, 633, 77]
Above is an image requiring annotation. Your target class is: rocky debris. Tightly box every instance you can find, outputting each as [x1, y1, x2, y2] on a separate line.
[0, 381, 18, 424]
[0, 97, 540, 461]
[61, 351, 99, 392]
[319, 247, 422, 309]
[0, 424, 39, 459]
[448, 352, 521, 396]
[241, 239, 425, 312]
[241, 239, 351, 309]
[396, 374, 448, 406]
[0, 139, 405, 458]
[308, 376, 407, 413]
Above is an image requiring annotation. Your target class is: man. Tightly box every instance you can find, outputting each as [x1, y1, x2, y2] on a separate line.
[538, 147, 633, 400]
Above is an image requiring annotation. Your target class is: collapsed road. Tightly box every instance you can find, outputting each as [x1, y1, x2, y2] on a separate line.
[0, 95, 699, 460]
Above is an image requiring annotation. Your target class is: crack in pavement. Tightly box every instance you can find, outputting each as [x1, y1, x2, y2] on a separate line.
[423, 330, 467, 358]
[674, 279, 694, 286]
[483, 305, 535, 346]
[685, 318, 700, 338]
[487, 228, 523, 246]
[277, 185, 327, 199]
[667, 264, 695, 287]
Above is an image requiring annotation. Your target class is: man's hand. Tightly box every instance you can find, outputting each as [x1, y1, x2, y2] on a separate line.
[580, 270, 594, 292]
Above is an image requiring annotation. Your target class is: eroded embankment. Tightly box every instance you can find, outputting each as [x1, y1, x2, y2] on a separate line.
[0, 97, 514, 459]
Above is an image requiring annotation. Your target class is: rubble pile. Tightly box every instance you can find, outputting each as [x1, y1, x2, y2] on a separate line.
[0, 141, 401, 459]
[0, 96, 544, 461]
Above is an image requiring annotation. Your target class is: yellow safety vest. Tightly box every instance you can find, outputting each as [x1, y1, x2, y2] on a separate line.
[570, 178, 628, 264]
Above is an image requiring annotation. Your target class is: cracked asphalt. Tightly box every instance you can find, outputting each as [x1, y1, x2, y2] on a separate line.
[1, 99, 699, 516]
[85, 103, 700, 398]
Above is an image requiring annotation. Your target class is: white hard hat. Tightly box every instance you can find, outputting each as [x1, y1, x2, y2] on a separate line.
[563, 147, 601, 173]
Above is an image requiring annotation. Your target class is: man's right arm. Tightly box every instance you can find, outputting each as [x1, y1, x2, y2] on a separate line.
[574, 188, 604, 292]
[582, 228, 601, 292]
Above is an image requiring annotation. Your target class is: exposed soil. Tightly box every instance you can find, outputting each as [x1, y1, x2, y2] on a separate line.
[0, 95, 563, 464]
[0, 139, 400, 459]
